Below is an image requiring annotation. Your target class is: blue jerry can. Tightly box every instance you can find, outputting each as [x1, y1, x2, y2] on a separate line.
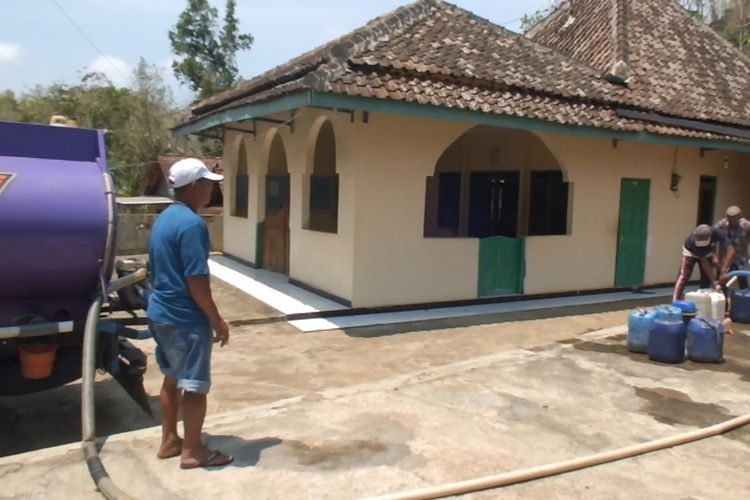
[628, 308, 658, 353]
[648, 319, 686, 363]
[730, 289, 750, 324]
[687, 318, 724, 363]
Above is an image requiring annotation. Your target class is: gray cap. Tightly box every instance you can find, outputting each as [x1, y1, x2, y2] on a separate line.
[694, 224, 713, 247]
[726, 205, 742, 217]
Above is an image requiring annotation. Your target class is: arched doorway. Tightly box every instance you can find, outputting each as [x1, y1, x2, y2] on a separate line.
[262, 133, 290, 274]
[424, 126, 569, 296]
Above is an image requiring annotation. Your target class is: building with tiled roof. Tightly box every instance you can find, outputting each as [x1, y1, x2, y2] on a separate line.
[174, 0, 750, 308]
[140, 154, 223, 201]
[528, 0, 750, 130]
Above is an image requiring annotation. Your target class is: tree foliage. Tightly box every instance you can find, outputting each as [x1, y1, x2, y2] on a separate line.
[676, 1, 750, 56]
[709, 0, 750, 55]
[0, 60, 203, 195]
[520, 1, 562, 33]
[169, 0, 253, 99]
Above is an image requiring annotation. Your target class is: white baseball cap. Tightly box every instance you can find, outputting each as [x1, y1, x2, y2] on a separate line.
[168, 158, 223, 188]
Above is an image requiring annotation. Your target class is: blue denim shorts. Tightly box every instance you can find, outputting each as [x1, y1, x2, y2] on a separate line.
[149, 321, 213, 394]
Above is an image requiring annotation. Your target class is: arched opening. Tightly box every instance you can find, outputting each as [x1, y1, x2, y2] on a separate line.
[306, 120, 338, 233]
[233, 140, 249, 217]
[262, 133, 290, 274]
[424, 126, 569, 296]
[424, 126, 570, 238]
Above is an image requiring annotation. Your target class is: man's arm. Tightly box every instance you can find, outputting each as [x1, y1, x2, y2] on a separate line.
[699, 256, 716, 286]
[179, 223, 229, 346]
[720, 245, 736, 275]
[187, 275, 229, 346]
[716, 228, 736, 282]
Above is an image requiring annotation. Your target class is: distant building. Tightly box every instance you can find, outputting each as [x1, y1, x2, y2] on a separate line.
[140, 154, 224, 208]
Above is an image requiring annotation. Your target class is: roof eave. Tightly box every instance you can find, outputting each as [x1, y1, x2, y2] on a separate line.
[172, 91, 313, 138]
[307, 91, 750, 153]
[174, 89, 750, 154]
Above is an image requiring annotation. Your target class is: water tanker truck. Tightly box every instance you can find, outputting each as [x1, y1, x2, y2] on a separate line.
[0, 119, 152, 412]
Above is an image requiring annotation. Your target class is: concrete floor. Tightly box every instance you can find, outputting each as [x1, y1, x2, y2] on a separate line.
[2, 280, 750, 499]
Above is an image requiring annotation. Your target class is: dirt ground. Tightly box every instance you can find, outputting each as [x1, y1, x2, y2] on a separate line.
[2, 279, 750, 499]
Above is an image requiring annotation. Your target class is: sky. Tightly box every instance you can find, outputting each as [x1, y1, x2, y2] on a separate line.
[0, 0, 551, 105]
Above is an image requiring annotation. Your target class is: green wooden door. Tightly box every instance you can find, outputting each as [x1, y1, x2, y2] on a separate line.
[615, 178, 650, 288]
[478, 236, 525, 296]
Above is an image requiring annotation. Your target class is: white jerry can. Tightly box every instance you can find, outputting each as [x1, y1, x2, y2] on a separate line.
[685, 289, 726, 319]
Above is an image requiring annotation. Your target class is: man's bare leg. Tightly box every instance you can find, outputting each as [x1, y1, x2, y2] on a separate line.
[157, 376, 183, 458]
[180, 391, 207, 461]
[180, 391, 232, 468]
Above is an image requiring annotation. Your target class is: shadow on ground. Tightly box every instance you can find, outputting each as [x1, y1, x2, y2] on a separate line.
[567, 331, 750, 382]
[0, 378, 157, 457]
[206, 435, 283, 468]
[343, 296, 666, 338]
[561, 326, 750, 430]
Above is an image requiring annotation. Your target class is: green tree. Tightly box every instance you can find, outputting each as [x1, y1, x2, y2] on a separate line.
[0, 90, 22, 122]
[679, 0, 707, 19]
[710, 0, 750, 56]
[520, 11, 548, 33]
[108, 59, 179, 195]
[520, 1, 562, 33]
[169, 0, 253, 99]
[0, 61, 191, 195]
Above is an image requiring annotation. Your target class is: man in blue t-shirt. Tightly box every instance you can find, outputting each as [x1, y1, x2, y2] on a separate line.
[147, 157, 232, 469]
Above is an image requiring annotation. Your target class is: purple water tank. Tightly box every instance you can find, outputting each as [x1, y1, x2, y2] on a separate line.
[0, 121, 115, 326]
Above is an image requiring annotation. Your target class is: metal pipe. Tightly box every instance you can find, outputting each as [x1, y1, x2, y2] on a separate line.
[101, 172, 116, 279]
[106, 267, 147, 295]
[0, 269, 145, 341]
[97, 320, 151, 340]
[0, 321, 75, 340]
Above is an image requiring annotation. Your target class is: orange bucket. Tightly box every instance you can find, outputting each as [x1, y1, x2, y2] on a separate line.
[19, 344, 57, 379]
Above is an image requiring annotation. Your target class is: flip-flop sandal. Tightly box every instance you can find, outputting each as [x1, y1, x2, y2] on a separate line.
[180, 449, 234, 470]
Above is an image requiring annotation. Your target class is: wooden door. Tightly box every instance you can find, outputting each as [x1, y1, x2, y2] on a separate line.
[262, 175, 290, 274]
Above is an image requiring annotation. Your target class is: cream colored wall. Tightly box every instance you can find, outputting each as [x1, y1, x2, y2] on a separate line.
[715, 150, 750, 217]
[350, 114, 750, 306]
[223, 106, 750, 307]
[281, 111, 355, 300]
[525, 134, 750, 294]
[350, 114, 478, 307]
[222, 110, 356, 301]
[222, 130, 260, 264]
